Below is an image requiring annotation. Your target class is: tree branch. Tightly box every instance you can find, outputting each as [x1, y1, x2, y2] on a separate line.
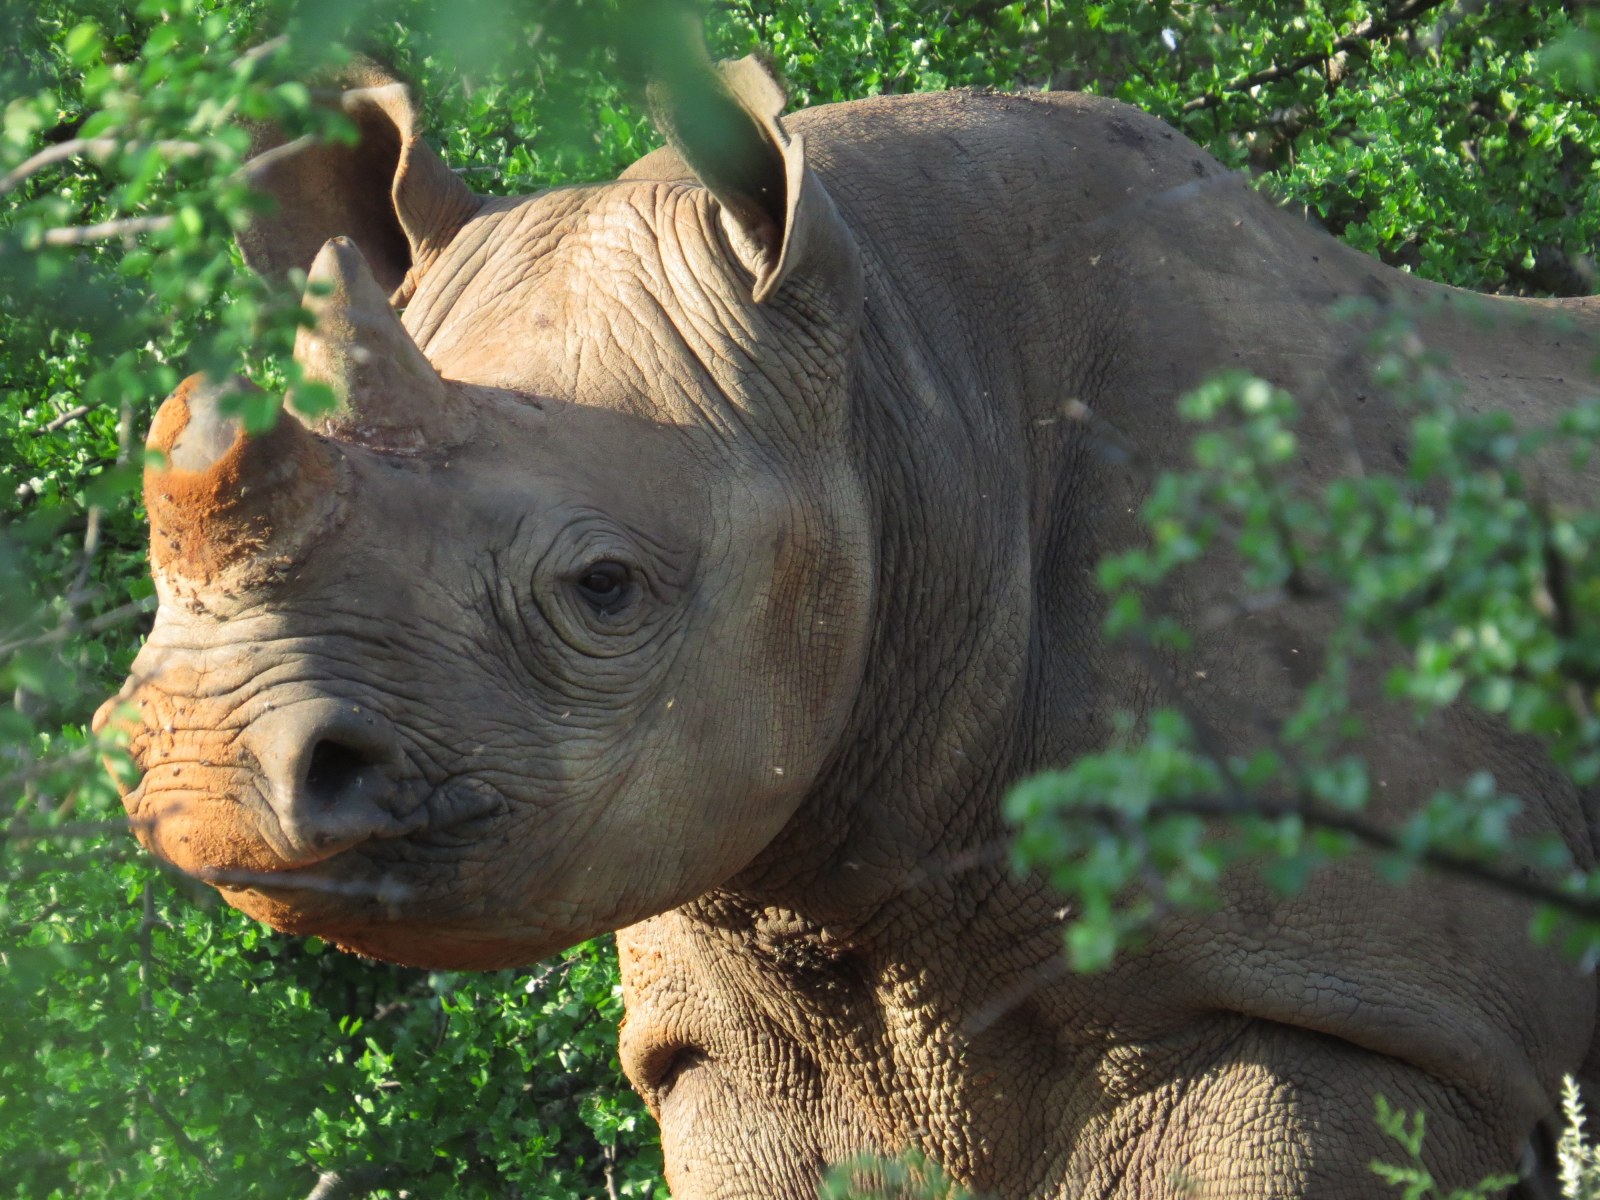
[1123, 635, 1600, 928]
[39, 215, 174, 246]
[0, 744, 98, 796]
[29, 404, 91, 436]
[0, 138, 205, 196]
[1182, 0, 1453, 113]
[0, 596, 155, 658]
[604, 1144, 622, 1200]
[1115, 790, 1600, 924]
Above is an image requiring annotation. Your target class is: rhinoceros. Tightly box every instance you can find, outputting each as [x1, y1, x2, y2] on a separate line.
[98, 43, 1599, 1200]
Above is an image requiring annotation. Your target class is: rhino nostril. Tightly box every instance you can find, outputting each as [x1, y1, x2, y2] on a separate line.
[304, 738, 375, 806]
[240, 699, 410, 859]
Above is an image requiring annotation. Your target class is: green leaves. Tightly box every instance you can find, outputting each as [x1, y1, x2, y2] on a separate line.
[1006, 712, 1230, 972]
[1, 4, 667, 1196]
[819, 1148, 976, 1200]
[7, 2, 1600, 1197]
[1370, 1095, 1519, 1200]
[1011, 300, 1600, 973]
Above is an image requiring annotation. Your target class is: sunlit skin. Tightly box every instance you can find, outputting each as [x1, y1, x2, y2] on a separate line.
[102, 53, 1600, 1200]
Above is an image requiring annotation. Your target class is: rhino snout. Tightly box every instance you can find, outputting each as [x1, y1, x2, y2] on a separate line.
[239, 699, 421, 865]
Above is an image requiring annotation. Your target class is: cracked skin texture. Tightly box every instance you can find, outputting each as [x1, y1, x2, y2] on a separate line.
[102, 56, 1600, 1199]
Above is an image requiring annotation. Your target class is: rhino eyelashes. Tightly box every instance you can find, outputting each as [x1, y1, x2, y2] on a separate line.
[573, 559, 635, 616]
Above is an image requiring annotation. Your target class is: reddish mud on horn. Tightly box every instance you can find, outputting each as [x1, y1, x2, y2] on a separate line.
[143, 373, 343, 587]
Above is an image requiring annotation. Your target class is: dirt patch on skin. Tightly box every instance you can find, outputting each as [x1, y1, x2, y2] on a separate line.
[135, 775, 297, 876]
[145, 375, 340, 586]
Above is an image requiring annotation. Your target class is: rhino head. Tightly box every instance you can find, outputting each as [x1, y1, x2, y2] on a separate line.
[97, 55, 874, 969]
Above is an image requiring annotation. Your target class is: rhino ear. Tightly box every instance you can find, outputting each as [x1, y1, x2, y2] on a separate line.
[239, 67, 482, 302]
[647, 53, 854, 305]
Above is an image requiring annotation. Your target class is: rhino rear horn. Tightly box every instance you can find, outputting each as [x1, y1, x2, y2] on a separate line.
[239, 65, 481, 302]
[293, 236, 460, 453]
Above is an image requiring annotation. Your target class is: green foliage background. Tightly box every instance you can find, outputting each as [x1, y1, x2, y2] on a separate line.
[2, 1, 1596, 1196]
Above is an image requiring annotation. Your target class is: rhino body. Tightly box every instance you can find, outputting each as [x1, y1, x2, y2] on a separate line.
[101, 53, 1600, 1199]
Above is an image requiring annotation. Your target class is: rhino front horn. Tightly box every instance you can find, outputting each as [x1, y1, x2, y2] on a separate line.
[144, 374, 343, 583]
[293, 236, 457, 452]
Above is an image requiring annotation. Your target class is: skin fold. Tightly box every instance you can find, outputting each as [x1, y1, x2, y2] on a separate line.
[99, 53, 1600, 1199]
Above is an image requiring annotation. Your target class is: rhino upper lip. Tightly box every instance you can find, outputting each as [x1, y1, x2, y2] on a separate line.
[199, 777, 505, 897]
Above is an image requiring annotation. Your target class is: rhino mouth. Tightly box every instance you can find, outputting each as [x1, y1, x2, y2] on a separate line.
[194, 803, 493, 935]
[200, 793, 550, 970]
[199, 860, 417, 905]
[122, 762, 508, 905]
[222, 786, 502, 877]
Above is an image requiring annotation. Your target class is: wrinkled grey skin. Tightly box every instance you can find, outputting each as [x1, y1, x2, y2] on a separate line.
[100, 55, 1600, 1199]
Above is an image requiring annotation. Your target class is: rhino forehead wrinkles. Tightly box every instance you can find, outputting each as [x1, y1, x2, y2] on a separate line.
[411, 183, 811, 439]
[144, 606, 476, 717]
[404, 189, 599, 352]
[412, 186, 678, 390]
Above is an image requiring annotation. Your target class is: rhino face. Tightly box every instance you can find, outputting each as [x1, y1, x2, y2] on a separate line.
[98, 58, 871, 968]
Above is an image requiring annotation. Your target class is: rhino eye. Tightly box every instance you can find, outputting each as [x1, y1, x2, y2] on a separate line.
[574, 561, 631, 614]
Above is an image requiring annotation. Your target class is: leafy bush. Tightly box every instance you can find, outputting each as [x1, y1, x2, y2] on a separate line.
[4, 2, 1598, 1197]
[1007, 317, 1600, 972]
[1561, 1078, 1600, 1200]
[1, 3, 662, 1196]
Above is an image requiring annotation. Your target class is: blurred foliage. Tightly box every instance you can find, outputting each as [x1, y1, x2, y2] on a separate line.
[819, 1150, 976, 1200]
[3, 0, 1599, 1196]
[1560, 1077, 1600, 1200]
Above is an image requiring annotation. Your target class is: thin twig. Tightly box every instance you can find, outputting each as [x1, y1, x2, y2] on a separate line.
[29, 403, 91, 436]
[1109, 791, 1600, 923]
[0, 595, 155, 658]
[138, 880, 155, 1013]
[1122, 625, 1600, 923]
[2, 817, 145, 843]
[39, 214, 174, 246]
[238, 132, 317, 178]
[963, 955, 1071, 1037]
[0, 34, 287, 198]
[71, 504, 101, 598]
[0, 137, 205, 196]
[1182, 0, 1452, 113]
[115, 389, 135, 467]
[0, 745, 98, 797]
[239, 34, 289, 66]
[140, 1085, 216, 1180]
